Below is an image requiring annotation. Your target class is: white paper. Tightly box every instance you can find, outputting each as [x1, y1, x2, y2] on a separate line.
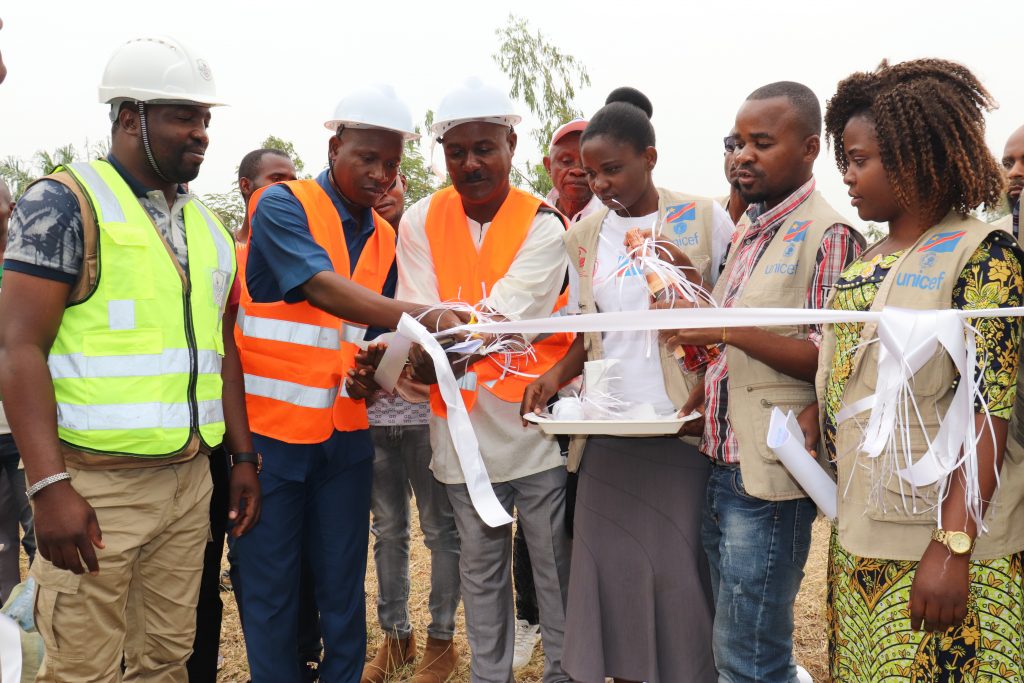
[767, 408, 838, 520]
[444, 338, 484, 355]
[396, 314, 513, 527]
[373, 332, 412, 394]
[0, 612, 22, 683]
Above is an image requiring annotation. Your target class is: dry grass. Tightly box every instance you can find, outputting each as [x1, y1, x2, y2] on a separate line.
[214, 514, 832, 683]
[17, 509, 832, 682]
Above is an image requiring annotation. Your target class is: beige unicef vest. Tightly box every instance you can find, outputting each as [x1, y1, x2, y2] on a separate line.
[818, 214, 1024, 560]
[563, 188, 717, 471]
[715, 190, 858, 500]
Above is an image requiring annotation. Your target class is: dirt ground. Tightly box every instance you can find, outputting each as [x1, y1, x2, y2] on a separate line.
[16, 511, 831, 682]
[215, 516, 832, 683]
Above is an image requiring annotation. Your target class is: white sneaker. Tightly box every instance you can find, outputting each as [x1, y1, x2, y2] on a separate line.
[796, 664, 813, 683]
[512, 618, 541, 670]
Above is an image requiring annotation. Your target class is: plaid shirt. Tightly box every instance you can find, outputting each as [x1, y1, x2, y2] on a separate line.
[701, 178, 862, 463]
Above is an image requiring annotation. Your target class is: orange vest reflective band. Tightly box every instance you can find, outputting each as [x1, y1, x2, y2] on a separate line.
[424, 186, 573, 417]
[235, 179, 395, 442]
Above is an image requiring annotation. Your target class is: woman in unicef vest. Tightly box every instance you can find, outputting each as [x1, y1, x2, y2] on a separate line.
[800, 59, 1024, 682]
[521, 87, 731, 683]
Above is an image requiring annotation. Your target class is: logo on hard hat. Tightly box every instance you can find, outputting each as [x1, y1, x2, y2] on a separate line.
[196, 59, 213, 81]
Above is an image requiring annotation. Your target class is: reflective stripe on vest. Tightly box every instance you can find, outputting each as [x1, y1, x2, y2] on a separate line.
[243, 374, 339, 409]
[67, 161, 126, 223]
[459, 372, 478, 392]
[341, 323, 367, 344]
[57, 399, 224, 431]
[237, 307, 341, 350]
[48, 348, 221, 379]
[50, 160, 234, 456]
[235, 178, 396, 442]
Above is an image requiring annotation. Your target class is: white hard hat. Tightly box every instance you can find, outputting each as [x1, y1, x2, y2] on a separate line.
[98, 36, 225, 111]
[430, 77, 521, 139]
[324, 84, 420, 141]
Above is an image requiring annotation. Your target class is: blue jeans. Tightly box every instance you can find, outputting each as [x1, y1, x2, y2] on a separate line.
[701, 463, 815, 683]
[370, 425, 460, 640]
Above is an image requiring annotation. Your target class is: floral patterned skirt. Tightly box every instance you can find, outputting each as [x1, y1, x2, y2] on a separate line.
[828, 528, 1024, 682]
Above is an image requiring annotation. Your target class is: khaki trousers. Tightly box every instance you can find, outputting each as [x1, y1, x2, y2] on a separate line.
[31, 454, 212, 683]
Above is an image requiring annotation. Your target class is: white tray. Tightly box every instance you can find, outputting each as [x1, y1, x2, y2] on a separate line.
[522, 411, 700, 436]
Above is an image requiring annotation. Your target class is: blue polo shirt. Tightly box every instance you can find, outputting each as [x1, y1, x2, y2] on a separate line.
[247, 169, 396, 476]
[247, 169, 397, 304]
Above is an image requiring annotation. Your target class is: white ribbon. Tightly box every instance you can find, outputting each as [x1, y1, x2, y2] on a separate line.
[458, 304, 1024, 528]
[379, 304, 1024, 527]
[396, 314, 513, 527]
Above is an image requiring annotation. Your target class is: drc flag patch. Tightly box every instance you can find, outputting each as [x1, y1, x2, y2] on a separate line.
[917, 231, 966, 253]
[783, 220, 812, 242]
[666, 202, 696, 235]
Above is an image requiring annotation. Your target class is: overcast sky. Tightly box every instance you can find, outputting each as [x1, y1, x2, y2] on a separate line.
[3, 1, 1021, 231]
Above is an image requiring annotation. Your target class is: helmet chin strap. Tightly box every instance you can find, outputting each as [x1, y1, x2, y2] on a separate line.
[137, 101, 171, 183]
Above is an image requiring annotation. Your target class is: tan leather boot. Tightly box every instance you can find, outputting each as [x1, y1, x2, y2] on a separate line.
[410, 636, 459, 683]
[360, 632, 416, 683]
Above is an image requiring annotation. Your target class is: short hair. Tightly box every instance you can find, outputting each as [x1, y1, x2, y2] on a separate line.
[580, 86, 655, 153]
[238, 148, 291, 183]
[825, 58, 1003, 223]
[746, 81, 822, 137]
[0, 178, 10, 203]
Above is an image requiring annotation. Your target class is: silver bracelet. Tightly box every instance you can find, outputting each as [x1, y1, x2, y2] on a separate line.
[26, 472, 72, 499]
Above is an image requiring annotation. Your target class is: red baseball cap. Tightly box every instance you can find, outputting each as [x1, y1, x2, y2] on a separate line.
[549, 118, 589, 148]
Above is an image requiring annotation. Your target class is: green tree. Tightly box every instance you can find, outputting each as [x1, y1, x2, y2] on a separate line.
[493, 14, 591, 197]
[400, 110, 451, 207]
[201, 135, 310, 231]
[862, 222, 887, 243]
[260, 135, 308, 177]
[0, 140, 108, 199]
[199, 189, 244, 232]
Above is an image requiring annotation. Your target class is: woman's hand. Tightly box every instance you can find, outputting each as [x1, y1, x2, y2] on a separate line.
[676, 384, 706, 437]
[626, 229, 695, 270]
[520, 374, 561, 427]
[796, 402, 820, 455]
[909, 540, 971, 632]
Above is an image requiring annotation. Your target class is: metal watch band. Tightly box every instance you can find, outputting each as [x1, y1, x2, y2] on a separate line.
[26, 472, 72, 499]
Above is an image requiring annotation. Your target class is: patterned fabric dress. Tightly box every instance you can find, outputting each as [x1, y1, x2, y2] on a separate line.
[823, 233, 1024, 682]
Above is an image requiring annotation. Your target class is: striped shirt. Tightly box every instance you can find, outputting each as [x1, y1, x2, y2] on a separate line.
[701, 178, 862, 463]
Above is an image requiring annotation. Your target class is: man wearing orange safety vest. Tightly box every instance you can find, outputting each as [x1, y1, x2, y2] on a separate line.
[397, 78, 573, 683]
[232, 84, 459, 683]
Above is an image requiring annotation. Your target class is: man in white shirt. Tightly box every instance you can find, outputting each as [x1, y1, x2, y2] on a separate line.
[397, 78, 571, 683]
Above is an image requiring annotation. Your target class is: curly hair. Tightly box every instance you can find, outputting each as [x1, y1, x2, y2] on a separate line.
[824, 58, 1004, 223]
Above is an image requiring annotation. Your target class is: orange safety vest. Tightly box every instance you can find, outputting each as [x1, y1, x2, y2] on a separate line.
[425, 186, 573, 417]
[235, 179, 395, 442]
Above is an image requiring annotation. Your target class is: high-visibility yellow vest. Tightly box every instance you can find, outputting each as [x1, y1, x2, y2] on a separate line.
[48, 159, 236, 457]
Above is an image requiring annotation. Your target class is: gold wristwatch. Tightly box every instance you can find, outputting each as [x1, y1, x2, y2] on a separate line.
[931, 528, 975, 556]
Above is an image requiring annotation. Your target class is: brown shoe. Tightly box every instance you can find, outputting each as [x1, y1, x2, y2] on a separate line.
[360, 632, 416, 683]
[410, 636, 459, 683]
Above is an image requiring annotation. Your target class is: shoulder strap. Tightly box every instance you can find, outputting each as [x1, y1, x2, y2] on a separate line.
[43, 171, 98, 304]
